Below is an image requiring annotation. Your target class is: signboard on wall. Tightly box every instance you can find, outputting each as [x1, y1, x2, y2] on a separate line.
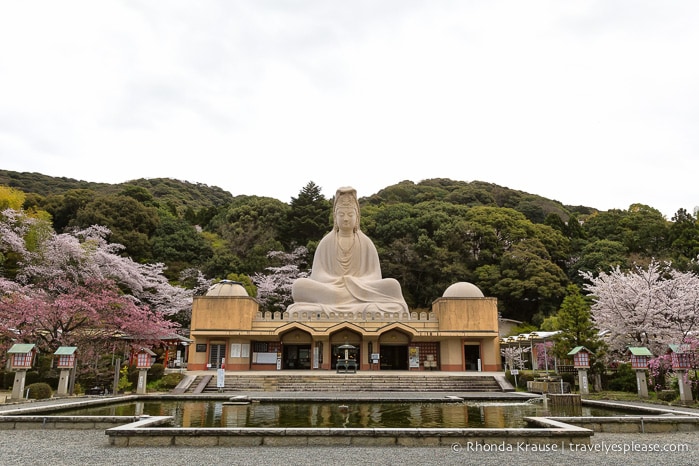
[252, 352, 277, 364]
[195, 344, 207, 353]
[409, 347, 420, 368]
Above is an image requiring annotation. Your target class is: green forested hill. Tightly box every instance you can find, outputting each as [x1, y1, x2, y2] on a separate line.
[0, 170, 233, 212]
[2, 169, 694, 325]
[0, 169, 111, 195]
[365, 178, 595, 223]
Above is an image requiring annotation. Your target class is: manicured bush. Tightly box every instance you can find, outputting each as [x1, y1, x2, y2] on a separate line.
[159, 372, 185, 389]
[515, 371, 534, 389]
[148, 363, 165, 381]
[26, 382, 53, 400]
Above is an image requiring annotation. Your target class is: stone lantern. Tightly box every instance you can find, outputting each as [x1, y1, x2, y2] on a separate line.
[54, 346, 78, 396]
[7, 343, 38, 400]
[668, 344, 694, 404]
[135, 348, 156, 394]
[626, 346, 652, 398]
[567, 346, 592, 395]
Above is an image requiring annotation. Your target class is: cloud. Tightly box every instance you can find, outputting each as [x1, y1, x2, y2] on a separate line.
[1, 1, 698, 217]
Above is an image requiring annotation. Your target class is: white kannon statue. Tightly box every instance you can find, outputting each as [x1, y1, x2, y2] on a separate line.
[289, 187, 409, 319]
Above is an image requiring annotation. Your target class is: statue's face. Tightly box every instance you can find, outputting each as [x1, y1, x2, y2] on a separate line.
[336, 206, 357, 232]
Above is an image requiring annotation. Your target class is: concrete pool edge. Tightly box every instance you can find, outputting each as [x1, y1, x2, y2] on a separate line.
[104, 415, 594, 447]
[3, 394, 699, 446]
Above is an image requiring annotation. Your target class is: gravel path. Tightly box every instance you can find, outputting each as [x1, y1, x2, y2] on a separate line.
[0, 430, 697, 466]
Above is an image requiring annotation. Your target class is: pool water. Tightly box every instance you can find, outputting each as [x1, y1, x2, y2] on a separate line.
[54, 400, 635, 428]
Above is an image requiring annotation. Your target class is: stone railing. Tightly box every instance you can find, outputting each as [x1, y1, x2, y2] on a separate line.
[253, 310, 437, 322]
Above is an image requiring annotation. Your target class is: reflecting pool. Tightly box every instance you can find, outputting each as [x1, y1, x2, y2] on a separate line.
[53, 400, 636, 428]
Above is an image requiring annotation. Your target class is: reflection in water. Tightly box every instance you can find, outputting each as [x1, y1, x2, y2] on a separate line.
[54, 400, 614, 428]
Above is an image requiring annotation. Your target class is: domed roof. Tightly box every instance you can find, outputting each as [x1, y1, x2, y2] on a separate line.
[205, 280, 249, 297]
[443, 282, 484, 298]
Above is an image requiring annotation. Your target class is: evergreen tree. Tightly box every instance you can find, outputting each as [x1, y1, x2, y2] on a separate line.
[280, 181, 332, 250]
[551, 284, 604, 360]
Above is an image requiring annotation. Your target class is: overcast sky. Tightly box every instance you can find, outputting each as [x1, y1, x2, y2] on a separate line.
[1, 1, 697, 218]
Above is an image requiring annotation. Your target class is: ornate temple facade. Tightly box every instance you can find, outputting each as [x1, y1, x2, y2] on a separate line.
[187, 280, 502, 372]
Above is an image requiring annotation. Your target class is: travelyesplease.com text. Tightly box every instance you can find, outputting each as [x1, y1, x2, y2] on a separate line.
[451, 441, 689, 454]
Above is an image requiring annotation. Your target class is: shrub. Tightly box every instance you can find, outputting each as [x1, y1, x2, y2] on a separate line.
[42, 377, 59, 390]
[657, 389, 678, 402]
[25, 371, 40, 385]
[148, 363, 165, 381]
[560, 372, 575, 388]
[606, 363, 638, 392]
[160, 372, 185, 389]
[515, 371, 534, 389]
[26, 382, 53, 400]
[1, 371, 14, 389]
[117, 365, 132, 393]
[127, 364, 139, 387]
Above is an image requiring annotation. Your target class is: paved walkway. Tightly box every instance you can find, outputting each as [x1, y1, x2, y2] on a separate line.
[0, 428, 697, 465]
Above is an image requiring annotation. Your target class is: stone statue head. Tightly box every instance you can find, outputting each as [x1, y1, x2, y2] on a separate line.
[333, 187, 360, 233]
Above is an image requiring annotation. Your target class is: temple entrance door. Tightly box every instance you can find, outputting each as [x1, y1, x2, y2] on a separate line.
[464, 344, 481, 371]
[208, 344, 225, 369]
[380, 345, 408, 370]
[283, 345, 312, 369]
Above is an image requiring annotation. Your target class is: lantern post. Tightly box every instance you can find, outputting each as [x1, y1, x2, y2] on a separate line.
[7, 344, 38, 400]
[54, 346, 78, 396]
[135, 348, 156, 395]
[626, 347, 652, 398]
[669, 344, 694, 404]
[567, 346, 592, 395]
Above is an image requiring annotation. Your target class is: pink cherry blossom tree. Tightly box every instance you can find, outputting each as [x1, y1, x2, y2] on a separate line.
[1, 208, 188, 377]
[0, 277, 175, 355]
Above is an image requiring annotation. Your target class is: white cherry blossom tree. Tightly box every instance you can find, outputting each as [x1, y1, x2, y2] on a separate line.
[582, 260, 699, 355]
[253, 247, 308, 312]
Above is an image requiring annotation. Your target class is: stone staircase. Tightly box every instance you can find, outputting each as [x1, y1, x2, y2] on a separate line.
[182, 373, 505, 394]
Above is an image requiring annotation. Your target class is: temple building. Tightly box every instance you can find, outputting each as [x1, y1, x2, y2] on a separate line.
[186, 280, 502, 372]
[187, 187, 501, 372]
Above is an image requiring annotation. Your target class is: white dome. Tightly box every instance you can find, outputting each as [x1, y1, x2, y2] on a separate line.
[205, 280, 249, 297]
[443, 282, 484, 298]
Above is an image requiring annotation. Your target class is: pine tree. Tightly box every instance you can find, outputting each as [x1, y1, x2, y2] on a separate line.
[280, 181, 332, 250]
[552, 284, 605, 362]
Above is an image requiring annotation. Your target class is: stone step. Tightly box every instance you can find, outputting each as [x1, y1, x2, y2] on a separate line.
[191, 374, 504, 393]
